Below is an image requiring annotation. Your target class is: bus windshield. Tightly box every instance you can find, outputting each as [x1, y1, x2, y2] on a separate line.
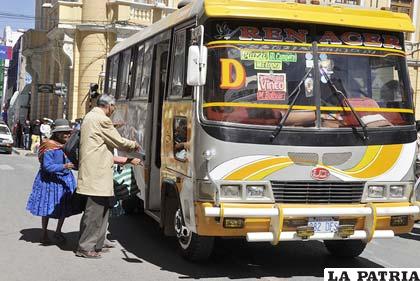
[203, 43, 414, 128]
[318, 46, 413, 128]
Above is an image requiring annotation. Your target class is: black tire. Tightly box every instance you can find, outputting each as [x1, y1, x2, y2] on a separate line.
[174, 207, 214, 261]
[163, 195, 178, 236]
[324, 240, 367, 258]
[122, 196, 144, 215]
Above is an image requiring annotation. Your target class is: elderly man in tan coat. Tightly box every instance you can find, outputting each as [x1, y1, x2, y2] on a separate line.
[75, 94, 139, 259]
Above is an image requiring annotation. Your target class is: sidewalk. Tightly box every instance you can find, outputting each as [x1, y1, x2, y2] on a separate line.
[12, 147, 36, 157]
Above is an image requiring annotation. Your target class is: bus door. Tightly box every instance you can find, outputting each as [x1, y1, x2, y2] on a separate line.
[146, 38, 170, 211]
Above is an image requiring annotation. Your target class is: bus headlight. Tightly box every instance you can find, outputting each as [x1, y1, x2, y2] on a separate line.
[389, 185, 405, 198]
[368, 185, 385, 198]
[246, 185, 265, 198]
[197, 181, 215, 200]
[220, 184, 241, 199]
[363, 182, 412, 202]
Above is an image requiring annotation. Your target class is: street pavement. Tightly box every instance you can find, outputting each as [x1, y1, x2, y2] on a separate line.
[0, 153, 419, 281]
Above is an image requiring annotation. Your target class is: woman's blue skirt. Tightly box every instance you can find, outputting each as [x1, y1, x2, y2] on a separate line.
[26, 171, 76, 219]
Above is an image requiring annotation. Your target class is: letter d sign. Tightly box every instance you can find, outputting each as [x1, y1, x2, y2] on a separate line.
[220, 59, 246, 90]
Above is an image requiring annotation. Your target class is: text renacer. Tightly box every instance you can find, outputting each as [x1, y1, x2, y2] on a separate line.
[234, 26, 402, 50]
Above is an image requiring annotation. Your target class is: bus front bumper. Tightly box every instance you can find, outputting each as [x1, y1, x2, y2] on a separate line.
[203, 203, 420, 244]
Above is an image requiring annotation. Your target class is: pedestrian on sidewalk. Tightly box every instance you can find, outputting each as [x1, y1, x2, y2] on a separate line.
[40, 118, 52, 141]
[30, 120, 41, 153]
[23, 120, 31, 150]
[75, 94, 140, 259]
[15, 121, 23, 148]
[26, 119, 77, 245]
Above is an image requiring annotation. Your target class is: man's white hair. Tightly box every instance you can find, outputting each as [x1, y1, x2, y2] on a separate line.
[97, 94, 116, 107]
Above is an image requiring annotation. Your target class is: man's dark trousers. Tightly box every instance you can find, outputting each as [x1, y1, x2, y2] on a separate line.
[78, 196, 111, 252]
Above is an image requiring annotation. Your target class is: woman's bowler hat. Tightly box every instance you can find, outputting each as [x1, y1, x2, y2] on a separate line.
[52, 119, 72, 133]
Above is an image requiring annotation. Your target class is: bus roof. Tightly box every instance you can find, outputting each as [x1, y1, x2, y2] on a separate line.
[109, 0, 414, 57]
[205, 0, 414, 32]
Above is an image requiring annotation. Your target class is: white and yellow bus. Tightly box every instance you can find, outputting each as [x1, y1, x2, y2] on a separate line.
[106, 0, 420, 261]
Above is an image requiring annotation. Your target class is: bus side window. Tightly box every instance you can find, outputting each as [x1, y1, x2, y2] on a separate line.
[183, 28, 192, 98]
[108, 54, 119, 97]
[132, 44, 145, 99]
[104, 58, 110, 93]
[117, 48, 132, 100]
[173, 116, 188, 161]
[168, 29, 187, 98]
[140, 41, 153, 99]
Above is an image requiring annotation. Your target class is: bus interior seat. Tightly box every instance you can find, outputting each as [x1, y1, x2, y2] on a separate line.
[345, 97, 402, 126]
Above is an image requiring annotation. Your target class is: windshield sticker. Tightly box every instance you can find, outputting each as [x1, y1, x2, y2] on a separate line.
[257, 73, 287, 101]
[240, 49, 297, 70]
[220, 58, 246, 89]
[305, 52, 314, 68]
[319, 57, 334, 84]
[306, 60, 314, 68]
[255, 61, 282, 70]
[213, 23, 402, 50]
[305, 77, 314, 97]
[241, 50, 297, 62]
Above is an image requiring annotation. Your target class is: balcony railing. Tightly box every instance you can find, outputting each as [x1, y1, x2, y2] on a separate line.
[44, 0, 177, 32]
[108, 0, 177, 26]
[130, 7, 153, 23]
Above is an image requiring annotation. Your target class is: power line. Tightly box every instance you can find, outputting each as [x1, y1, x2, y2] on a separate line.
[0, 12, 35, 19]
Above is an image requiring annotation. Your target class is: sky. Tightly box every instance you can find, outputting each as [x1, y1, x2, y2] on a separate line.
[0, 0, 35, 37]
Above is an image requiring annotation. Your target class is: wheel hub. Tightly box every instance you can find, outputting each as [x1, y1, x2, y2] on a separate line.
[175, 209, 191, 248]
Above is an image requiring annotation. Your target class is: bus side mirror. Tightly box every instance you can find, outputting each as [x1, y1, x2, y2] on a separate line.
[187, 45, 207, 86]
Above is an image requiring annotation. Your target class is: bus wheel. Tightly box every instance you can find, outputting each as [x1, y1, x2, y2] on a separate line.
[324, 240, 367, 258]
[174, 208, 214, 261]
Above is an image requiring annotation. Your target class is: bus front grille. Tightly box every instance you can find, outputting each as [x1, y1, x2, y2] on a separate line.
[270, 181, 365, 204]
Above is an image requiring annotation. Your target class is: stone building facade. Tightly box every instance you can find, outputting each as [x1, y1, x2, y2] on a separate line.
[24, 0, 178, 121]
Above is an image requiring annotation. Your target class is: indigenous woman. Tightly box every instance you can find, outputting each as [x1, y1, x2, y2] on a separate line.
[26, 119, 76, 244]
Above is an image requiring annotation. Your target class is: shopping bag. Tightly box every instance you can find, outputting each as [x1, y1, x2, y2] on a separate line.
[113, 165, 140, 201]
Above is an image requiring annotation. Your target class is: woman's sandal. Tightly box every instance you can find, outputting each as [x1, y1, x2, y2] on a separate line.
[75, 250, 102, 259]
[54, 233, 66, 244]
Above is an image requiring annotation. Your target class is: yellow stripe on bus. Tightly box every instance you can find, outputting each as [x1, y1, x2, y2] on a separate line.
[224, 157, 291, 180]
[317, 43, 406, 56]
[203, 102, 414, 114]
[344, 145, 382, 173]
[346, 144, 402, 178]
[245, 162, 294, 180]
[207, 40, 312, 47]
[206, 41, 406, 56]
[221, 145, 402, 180]
[328, 144, 403, 179]
[319, 106, 413, 113]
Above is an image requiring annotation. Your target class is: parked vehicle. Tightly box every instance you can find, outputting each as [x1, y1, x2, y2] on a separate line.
[105, 0, 420, 261]
[0, 123, 13, 154]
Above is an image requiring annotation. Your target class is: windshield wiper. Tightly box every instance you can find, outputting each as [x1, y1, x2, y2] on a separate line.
[270, 68, 313, 142]
[319, 68, 369, 141]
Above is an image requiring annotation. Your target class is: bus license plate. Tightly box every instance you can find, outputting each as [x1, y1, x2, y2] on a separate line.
[308, 217, 339, 233]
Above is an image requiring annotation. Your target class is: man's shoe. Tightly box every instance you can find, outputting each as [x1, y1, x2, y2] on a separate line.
[96, 248, 110, 254]
[75, 250, 102, 259]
